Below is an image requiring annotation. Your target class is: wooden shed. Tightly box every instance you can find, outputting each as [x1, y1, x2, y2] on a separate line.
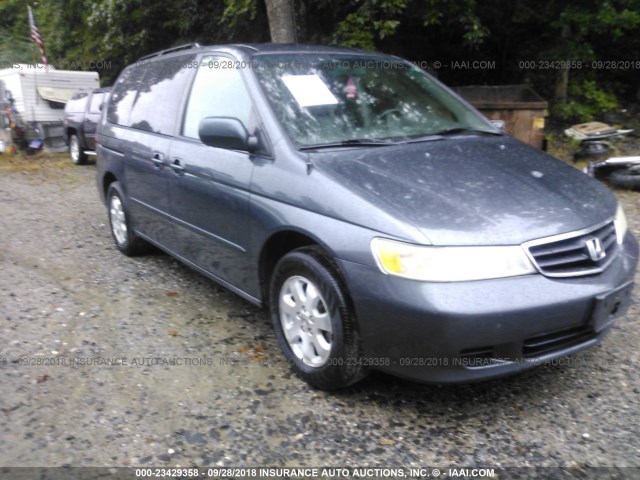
[453, 85, 548, 149]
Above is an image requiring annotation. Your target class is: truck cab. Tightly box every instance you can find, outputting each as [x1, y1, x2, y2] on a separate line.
[64, 87, 110, 164]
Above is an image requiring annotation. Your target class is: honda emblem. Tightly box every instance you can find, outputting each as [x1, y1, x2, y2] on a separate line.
[585, 237, 606, 262]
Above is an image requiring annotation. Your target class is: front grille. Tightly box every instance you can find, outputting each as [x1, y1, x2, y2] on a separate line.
[457, 326, 598, 367]
[522, 326, 596, 358]
[524, 220, 618, 277]
[458, 346, 495, 368]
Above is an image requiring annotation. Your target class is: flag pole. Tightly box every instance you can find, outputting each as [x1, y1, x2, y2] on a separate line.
[28, 6, 39, 113]
[28, 6, 48, 72]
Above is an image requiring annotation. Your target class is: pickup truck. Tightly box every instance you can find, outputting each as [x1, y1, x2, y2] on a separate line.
[64, 87, 110, 164]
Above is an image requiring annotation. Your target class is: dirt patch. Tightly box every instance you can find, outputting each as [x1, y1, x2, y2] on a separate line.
[0, 149, 639, 470]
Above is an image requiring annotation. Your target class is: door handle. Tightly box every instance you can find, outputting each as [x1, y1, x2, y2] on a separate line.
[170, 158, 185, 175]
[151, 152, 165, 168]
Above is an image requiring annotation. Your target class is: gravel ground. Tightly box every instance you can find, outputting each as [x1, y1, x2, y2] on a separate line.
[0, 152, 639, 473]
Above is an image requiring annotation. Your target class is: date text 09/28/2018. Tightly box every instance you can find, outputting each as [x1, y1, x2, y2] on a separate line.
[519, 60, 640, 70]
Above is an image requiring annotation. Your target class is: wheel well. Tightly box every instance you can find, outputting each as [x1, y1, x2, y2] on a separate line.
[102, 172, 117, 198]
[258, 231, 319, 303]
[258, 231, 362, 349]
[66, 127, 77, 140]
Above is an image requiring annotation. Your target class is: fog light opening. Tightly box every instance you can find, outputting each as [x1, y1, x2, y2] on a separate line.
[610, 301, 620, 316]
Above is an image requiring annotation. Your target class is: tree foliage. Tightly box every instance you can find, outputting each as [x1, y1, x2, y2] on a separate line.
[0, 0, 38, 65]
[2, 0, 639, 117]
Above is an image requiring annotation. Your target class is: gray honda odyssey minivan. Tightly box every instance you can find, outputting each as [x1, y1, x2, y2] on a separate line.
[96, 43, 638, 390]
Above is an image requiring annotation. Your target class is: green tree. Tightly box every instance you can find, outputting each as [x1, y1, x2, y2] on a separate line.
[2, 0, 640, 116]
[330, 0, 490, 50]
[547, 1, 640, 104]
[0, 0, 36, 65]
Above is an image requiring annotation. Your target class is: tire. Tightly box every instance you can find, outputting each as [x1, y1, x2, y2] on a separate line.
[69, 134, 87, 165]
[608, 167, 640, 190]
[573, 140, 611, 162]
[106, 182, 149, 256]
[269, 246, 366, 390]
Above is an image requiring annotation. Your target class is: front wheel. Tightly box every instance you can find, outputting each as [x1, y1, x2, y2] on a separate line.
[270, 247, 366, 390]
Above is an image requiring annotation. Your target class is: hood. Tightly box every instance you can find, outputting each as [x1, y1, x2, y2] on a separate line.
[314, 136, 617, 245]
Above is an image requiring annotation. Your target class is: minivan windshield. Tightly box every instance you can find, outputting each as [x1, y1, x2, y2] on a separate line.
[253, 53, 498, 148]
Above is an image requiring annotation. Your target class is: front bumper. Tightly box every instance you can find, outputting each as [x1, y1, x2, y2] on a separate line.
[338, 233, 638, 383]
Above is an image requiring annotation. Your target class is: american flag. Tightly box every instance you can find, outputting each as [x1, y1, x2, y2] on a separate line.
[28, 6, 48, 68]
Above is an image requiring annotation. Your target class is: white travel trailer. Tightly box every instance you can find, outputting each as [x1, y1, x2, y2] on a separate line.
[0, 64, 99, 150]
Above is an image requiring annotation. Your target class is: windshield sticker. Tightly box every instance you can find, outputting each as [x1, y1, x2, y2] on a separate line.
[282, 74, 339, 107]
[343, 77, 357, 99]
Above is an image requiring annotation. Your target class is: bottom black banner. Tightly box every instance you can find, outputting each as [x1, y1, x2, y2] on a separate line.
[0, 466, 636, 480]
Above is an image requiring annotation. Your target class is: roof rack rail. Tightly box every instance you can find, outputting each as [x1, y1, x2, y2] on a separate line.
[231, 44, 260, 52]
[139, 43, 201, 61]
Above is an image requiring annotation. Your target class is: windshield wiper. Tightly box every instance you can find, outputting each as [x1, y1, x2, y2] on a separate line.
[398, 127, 502, 145]
[299, 128, 501, 149]
[430, 127, 503, 137]
[299, 138, 397, 150]
[397, 134, 446, 144]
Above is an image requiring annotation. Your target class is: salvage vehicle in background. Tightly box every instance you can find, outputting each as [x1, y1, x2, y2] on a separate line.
[0, 65, 99, 151]
[96, 44, 638, 390]
[64, 87, 110, 164]
[585, 156, 640, 190]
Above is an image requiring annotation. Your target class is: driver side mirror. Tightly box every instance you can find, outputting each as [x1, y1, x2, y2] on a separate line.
[198, 117, 258, 153]
[490, 119, 505, 132]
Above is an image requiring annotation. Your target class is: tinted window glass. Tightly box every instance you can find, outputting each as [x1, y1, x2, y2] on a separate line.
[254, 54, 495, 146]
[129, 55, 195, 135]
[182, 56, 252, 139]
[65, 93, 88, 113]
[107, 64, 147, 125]
[89, 92, 106, 114]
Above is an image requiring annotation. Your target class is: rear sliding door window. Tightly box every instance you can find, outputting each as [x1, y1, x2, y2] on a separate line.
[106, 64, 147, 126]
[128, 55, 196, 135]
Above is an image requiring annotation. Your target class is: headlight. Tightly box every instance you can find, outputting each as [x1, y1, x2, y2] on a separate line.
[614, 204, 628, 244]
[371, 238, 536, 282]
